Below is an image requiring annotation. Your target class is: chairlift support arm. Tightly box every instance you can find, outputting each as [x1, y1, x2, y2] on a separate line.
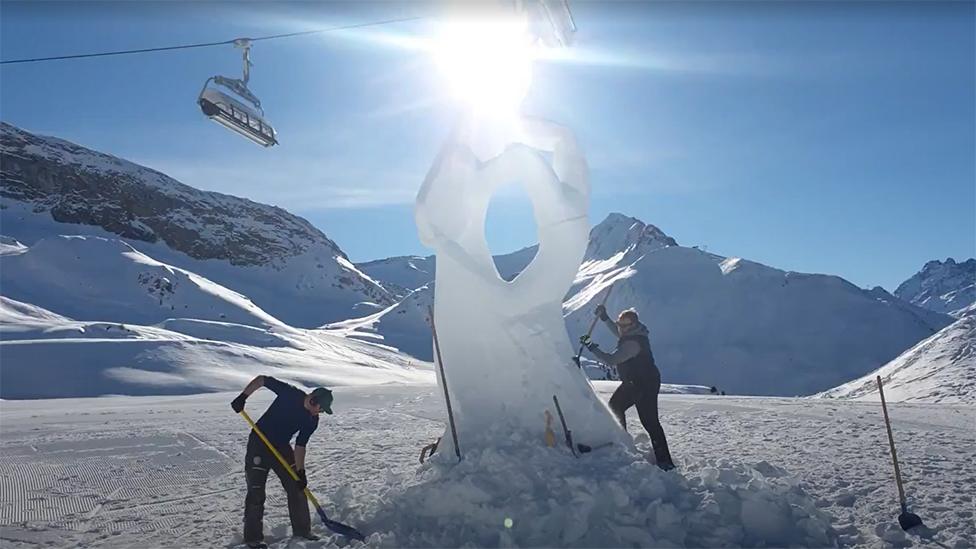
[234, 38, 252, 85]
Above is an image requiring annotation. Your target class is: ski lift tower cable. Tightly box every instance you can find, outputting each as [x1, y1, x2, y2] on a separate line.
[0, 15, 428, 65]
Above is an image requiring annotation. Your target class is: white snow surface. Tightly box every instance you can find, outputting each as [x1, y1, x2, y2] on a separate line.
[1, 386, 973, 548]
[0, 235, 28, 255]
[815, 305, 976, 404]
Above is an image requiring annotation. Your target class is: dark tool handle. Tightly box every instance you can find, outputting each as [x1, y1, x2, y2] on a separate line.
[430, 306, 461, 462]
[877, 375, 908, 509]
[574, 284, 615, 365]
[552, 395, 578, 457]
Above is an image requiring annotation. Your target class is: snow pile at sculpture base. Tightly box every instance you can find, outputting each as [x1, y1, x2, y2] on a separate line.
[344, 435, 836, 548]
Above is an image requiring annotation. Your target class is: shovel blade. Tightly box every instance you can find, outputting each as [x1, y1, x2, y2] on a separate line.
[898, 511, 924, 531]
[315, 507, 366, 541]
[326, 519, 366, 542]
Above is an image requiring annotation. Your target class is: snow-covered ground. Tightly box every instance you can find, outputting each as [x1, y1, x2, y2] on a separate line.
[1, 384, 972, 548]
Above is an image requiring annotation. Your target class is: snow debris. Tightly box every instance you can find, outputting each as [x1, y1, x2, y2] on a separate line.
[350, 440, 836, 548]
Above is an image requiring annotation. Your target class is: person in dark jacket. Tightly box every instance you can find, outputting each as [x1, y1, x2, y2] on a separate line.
[231, 376, 333, 548]
[580, 306, 676, 470]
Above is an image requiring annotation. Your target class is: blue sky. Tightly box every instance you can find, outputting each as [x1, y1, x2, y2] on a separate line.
[2, 1, 973, 291]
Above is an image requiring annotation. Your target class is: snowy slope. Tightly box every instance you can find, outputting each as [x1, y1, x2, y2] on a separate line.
[815, 305, 976, 403]
[341, 214, 952, 395]
[894, 258, 975, 317]
[324, 284, 434, 357]
[1, 387, 972, 548]
[356, 246, 537, 297]
[0, 295, 432, 399]
[355, 256, 436, 298]
[0, 235, 283, 328]
[0, 122, 393, 326]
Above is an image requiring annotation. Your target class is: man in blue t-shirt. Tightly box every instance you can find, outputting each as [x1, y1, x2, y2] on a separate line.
[231, 376, 333, 548]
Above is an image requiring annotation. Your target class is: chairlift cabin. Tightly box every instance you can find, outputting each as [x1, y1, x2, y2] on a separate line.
[199, 81, 277, 147]
[198, 39, 278, 147]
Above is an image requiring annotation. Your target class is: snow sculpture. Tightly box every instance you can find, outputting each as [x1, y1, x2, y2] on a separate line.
[416, 116, 628, 452]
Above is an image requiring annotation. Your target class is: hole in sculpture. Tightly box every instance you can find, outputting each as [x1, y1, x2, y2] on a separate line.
[485, 182, 539, 281]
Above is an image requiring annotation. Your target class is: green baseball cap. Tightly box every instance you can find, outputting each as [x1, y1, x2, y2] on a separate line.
[310, 387, 333, 414]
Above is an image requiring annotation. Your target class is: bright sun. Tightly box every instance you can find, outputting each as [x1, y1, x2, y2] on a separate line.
[431, 17, 535, 115]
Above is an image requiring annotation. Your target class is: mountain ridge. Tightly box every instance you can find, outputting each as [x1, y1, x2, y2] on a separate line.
[0, 122, 393, 326]
[351, 214, 953, 396]
[894, 257, 975, 317]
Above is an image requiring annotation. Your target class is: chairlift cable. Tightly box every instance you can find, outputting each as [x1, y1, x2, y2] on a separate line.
[0, 15, 427, 65]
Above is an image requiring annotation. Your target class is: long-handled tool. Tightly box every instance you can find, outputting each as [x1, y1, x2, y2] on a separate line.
[573, 284, 614, 367]
[876, 375, 924, 531]
[429, 306, 462, 462]
[239, 410, 365, 542]
[552, 395, 578, 458]
[577, 441, 613, 454]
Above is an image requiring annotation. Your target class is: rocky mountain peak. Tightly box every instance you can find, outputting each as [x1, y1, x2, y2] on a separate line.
[585, 212, 678, 262]
[895, 257, 975, 317]
[0, 122, 348, 268]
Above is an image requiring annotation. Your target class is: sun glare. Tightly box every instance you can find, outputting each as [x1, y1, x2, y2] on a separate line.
[431, 17, 535, 115]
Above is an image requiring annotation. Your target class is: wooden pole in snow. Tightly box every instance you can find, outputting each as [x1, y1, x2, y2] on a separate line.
[429, 306, 461, 462]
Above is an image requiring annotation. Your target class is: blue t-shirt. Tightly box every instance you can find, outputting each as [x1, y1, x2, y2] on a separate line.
[254, 377, 319, 448]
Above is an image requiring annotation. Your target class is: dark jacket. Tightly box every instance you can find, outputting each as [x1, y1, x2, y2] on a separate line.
[590, 321, 660, 385]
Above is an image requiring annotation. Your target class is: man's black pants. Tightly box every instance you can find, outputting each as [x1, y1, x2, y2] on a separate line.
[609, 378, 675, 467]
[243, 433, 311, 542]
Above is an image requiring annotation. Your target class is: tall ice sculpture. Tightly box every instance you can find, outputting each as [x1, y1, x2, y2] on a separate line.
[416, 3, 629, 453]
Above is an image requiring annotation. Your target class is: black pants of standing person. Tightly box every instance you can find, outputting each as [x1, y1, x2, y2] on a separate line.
[243, 433, 311, 543]
[609, 378, 675, 469]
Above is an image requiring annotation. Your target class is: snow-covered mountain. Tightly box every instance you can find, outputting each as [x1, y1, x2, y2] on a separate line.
[0, 234, 282, 328]
[0, 122, 392, 326]
[349, 213, 952, 396]
[325, 284, 434, 358]
[564, 217, 951, 396]
[894, 258, 975, 317]
[356, 246, 537, 298]
[814, 305, 975, 404]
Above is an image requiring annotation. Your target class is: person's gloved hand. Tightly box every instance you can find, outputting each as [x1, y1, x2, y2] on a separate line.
[579, 335, 600, 352]
[296, 469, 308, 491]
[595, 304, 609, 321]
[231, 392, 248, 413]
